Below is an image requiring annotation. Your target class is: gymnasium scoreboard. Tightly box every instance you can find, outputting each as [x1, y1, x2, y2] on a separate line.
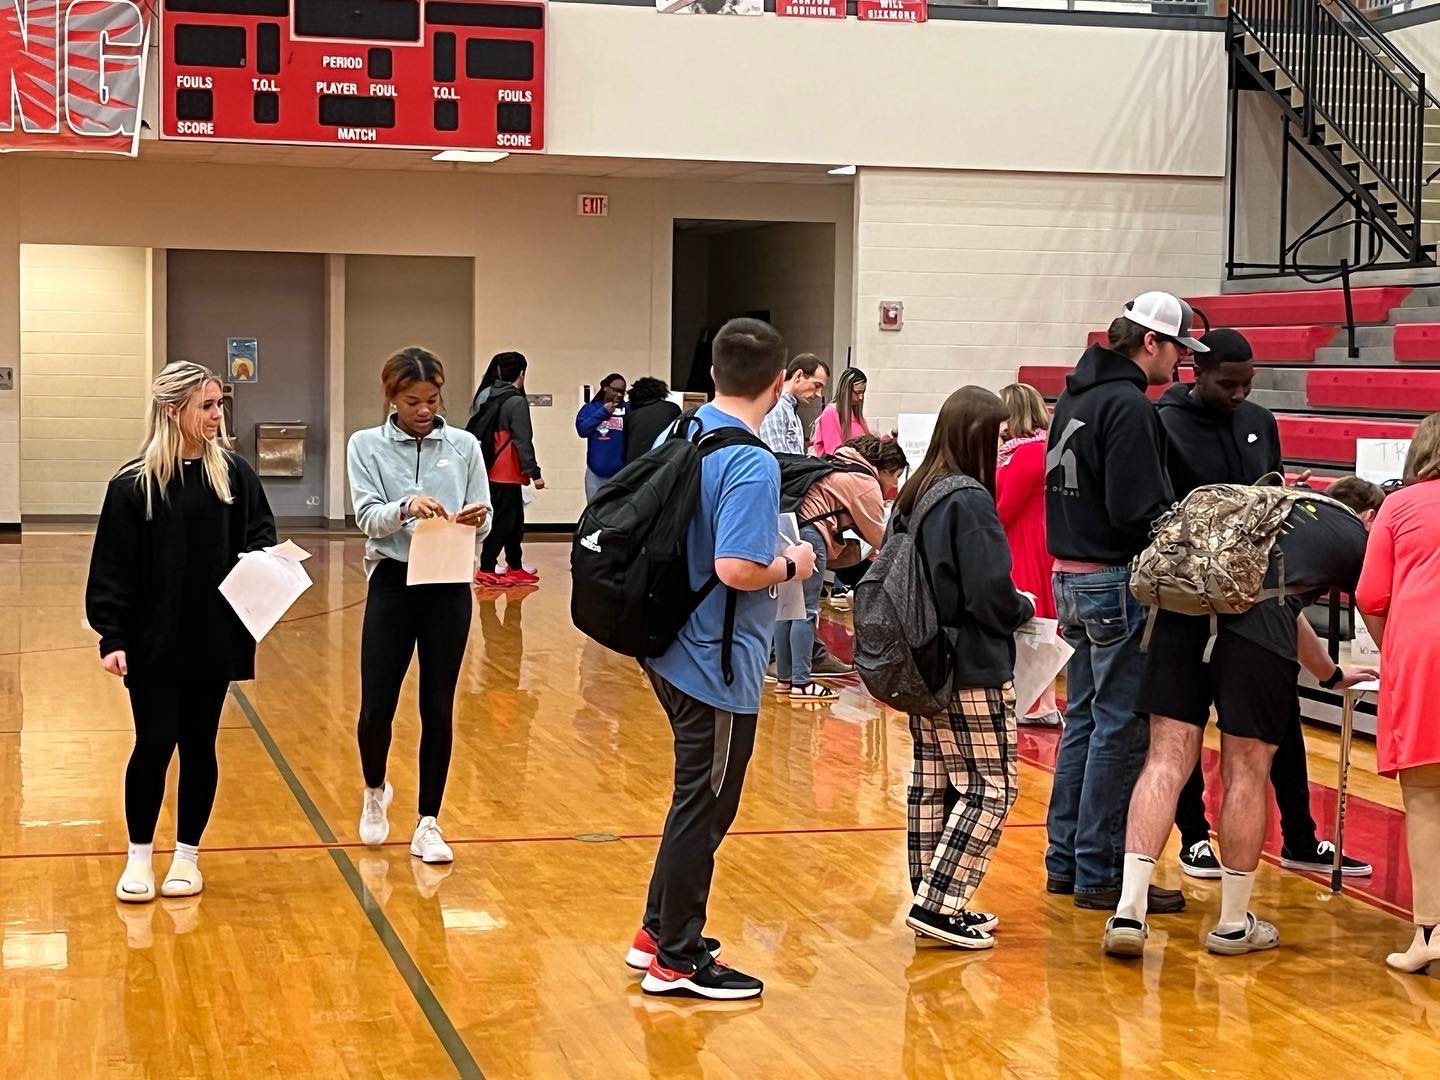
[159, 0, 546, 152]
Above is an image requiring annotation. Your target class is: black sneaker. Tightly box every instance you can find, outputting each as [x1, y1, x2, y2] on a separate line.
[1076, 884, 1186, 914]
[1280, 840, 1373, 877]
[811, 652, 857, 678]
[905, 905, 995, 949]
[625, 927, 722, 971]
[1046, 877, 1075, 895]
[641, 957, 763, 1000]
[1179, 840, 1223, 880]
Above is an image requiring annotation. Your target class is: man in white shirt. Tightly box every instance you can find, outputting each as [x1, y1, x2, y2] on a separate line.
[760, 354, 830, 454]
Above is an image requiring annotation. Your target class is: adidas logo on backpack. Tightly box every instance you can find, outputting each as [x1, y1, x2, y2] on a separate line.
[579, 530, 602, 553]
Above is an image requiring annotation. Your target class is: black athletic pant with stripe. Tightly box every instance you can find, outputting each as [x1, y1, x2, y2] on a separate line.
[356, 558, 473, 818]
[642, 670, 757, 971]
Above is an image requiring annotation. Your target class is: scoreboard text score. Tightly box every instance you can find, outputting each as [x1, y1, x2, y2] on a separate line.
[160, 0, 546, 152]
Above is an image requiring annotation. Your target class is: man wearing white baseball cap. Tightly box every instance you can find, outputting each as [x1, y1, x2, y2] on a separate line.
[1042, 291, 1203, 914]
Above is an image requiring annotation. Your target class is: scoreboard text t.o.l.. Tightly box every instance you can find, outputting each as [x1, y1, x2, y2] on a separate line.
[160, 0, 546, 152]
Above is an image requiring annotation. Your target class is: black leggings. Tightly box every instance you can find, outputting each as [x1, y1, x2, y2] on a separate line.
[125, 680, 230, 846]
[357, 558, 472, 817]
[480, 483, 525, 573]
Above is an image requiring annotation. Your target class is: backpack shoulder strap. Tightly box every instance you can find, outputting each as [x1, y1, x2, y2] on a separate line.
[913, 474, 983, 526]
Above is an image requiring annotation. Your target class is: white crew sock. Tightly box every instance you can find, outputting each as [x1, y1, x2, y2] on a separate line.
[128, 842, 153, 864]
[175, 842, 199, 865]
[1116, 853, 1156, 923]
[1217, 866, 1256, 932]
[120, 842, 154, 895]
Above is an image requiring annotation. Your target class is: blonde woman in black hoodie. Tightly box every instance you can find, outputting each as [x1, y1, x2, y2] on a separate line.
[895, 386, 1034, 949]
[86, 362, 276, 903]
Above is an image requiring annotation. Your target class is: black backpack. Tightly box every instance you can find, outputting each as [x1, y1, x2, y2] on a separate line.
[775, 452, 875, 529]
[570, 412, 770, 684]
[465, 384, 521, 469]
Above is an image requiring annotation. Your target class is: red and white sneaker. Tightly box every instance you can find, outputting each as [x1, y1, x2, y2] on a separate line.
[625, 927, 722, 971]
[641, 957, 762, 1000]
[505, 567, 540, 586]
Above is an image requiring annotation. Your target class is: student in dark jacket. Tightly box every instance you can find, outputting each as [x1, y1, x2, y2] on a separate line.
[470, 351, 543, 586]
[894, 386, 1035, 950]
[86, 361, 276, 904]
[1044, 291, 1202, 915]
[576, 372, 627, 502]
[623, 376, 682, 466]
[1153, 329, 1371, 880]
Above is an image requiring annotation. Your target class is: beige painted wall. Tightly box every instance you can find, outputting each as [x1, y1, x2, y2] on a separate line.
[1388, 18, 1440, 81]
[851, 168, 1225, 430]
[0, 157, 854, 524]
[19, 245, 149, 516]
[707, 223, 837, 368]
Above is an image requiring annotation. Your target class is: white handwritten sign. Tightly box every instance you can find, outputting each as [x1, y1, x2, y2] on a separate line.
[1355, 438, 1410, 486]
[896, 413, 937, 481]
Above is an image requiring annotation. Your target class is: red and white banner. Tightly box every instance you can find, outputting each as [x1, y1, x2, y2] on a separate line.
[1, 0, 151, 154]
[857, 0, 927, 22]
[776, 0, 846, 17]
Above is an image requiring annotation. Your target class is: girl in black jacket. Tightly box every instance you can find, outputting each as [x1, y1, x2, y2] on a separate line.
[86, 362, 276, 903]
[892, 386, 1034, 950]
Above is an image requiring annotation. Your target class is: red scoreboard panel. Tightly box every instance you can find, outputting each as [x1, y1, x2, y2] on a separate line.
[160, 0, 545, 152]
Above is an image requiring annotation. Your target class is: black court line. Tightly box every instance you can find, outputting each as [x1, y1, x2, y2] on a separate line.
[230, 685, 484, 1080]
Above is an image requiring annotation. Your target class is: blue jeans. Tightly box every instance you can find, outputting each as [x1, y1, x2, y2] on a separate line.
[774, 526, 827, 686]
[1044, 566, 1150, 894]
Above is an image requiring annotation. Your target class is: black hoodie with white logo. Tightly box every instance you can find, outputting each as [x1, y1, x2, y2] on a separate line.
[1154, 382, 1282, 499]
[1044, 344, 1174, 565]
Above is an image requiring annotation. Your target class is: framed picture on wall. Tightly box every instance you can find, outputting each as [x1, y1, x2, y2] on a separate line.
[227, 337, 259, 384]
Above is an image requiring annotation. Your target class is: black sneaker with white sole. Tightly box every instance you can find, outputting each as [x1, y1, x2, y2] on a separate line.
[625, 927, 722, 971]
[641, 957, 763, 1000]
[1179, 839, 1223, 880]
[1280, 840, 1372, 877]
[905, 905, 996, 949]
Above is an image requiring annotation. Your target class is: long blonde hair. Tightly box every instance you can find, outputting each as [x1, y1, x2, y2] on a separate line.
[1404, 413, 1440, 483]
[999, 383, 1050, 439]
[834, 367, 868, 439]
[124, 361, 233, 519]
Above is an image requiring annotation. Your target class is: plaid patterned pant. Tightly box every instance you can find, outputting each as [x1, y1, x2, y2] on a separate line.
[908, 684, 1018, 915]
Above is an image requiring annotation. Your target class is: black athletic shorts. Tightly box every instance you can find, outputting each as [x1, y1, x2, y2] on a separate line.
[1134, 609, 1299, 746]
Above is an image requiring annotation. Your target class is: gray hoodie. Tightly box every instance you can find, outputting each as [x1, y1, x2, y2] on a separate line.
[346, 415, 491, 577]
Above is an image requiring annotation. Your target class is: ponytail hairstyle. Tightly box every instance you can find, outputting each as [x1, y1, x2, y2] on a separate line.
[123, 361, 232, 520]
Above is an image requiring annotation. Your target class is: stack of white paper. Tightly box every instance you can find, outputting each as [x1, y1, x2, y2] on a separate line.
[1013, 617, 1073, 718]
[219, 540, 314, 642]
[775, 512, 807, 621]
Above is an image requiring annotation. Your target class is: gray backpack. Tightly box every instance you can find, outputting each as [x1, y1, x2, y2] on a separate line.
[853, 475, 979, 716]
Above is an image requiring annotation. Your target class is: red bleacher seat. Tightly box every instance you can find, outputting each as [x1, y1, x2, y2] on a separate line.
[1306, 369, 1440, 412]
[1276, 415, 1419, 465]
[1394, 323, 1440, 363]
[1086, 325, 1337, 362]
[1017, 365, 1193, 400]
[1183, 287, 1412, 327]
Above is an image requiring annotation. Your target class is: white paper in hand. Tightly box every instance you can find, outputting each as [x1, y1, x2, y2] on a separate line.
[1013, 617, 1073, 717]
[407, 518, 477, 585]
[219, 542, 314, 642]
[775, 512, 807, 622]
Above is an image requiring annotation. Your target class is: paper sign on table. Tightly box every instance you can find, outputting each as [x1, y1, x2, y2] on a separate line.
[1013, 617, 1073, 718]
[406, 518, 477, 585]
[775, 512, 807, 622]
[219, 541, 314, 642]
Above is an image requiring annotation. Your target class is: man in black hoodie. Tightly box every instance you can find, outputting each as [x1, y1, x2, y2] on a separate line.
[1155, 330, 1372, 881]
[1044, 292, 1205, 914]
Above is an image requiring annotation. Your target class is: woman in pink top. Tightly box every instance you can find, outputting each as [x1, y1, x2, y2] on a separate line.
[811, 368, 871, 456]
[1355, 413, 1440, 975]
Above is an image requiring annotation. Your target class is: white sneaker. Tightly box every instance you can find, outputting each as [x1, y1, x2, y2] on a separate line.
[1205, 912, 1280, 956]
[410, 816, 454, 864]
[359, 782, 394, 847]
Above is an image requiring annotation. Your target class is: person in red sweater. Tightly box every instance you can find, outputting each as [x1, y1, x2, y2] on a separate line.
[996, 383, 1059, 726]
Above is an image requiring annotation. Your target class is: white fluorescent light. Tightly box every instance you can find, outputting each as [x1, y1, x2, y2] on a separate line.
[433, 150, 510, 163]
[828, 165, 857, 176]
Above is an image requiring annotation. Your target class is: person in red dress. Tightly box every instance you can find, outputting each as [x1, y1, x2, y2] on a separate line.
[996, 383, 1059, 726]
[1356, 413, 1440, 975]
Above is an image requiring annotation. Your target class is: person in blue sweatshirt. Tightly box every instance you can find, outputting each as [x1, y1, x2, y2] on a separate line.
[576, 373, 628, 501]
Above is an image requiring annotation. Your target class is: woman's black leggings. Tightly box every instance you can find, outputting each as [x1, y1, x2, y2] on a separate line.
[357, 558, 473, 817]
[125, 680, 230, 846]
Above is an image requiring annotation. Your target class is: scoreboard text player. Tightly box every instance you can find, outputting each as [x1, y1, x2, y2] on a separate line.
[160, 0, 546, 152]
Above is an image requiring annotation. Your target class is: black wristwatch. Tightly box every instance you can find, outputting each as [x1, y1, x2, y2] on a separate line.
[783, 556, 797, 582]
[1320, 667, 1345, 690]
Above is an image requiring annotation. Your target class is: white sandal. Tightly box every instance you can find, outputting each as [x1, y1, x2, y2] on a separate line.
[116, 859, 156, 903]
[160, 857, 204, 898]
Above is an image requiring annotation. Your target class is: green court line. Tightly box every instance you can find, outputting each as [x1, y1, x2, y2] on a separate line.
[231, 684, 484, 1080]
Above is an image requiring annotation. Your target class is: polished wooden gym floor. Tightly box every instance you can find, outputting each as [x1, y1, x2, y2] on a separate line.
[3, 531, 1438, 1078]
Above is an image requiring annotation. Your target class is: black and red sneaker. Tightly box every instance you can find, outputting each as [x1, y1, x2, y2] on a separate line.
[641, 957, 763, 1000]
[625, 927, 722, 971]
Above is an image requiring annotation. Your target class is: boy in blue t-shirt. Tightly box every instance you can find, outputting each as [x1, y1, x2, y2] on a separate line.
[629, 318, 817, 1002]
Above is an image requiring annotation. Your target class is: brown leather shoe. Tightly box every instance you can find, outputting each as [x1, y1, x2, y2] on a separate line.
[1075, 884, 1186, 914]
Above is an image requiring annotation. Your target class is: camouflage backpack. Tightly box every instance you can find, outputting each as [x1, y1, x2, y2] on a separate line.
[1130, 476, 1359, 661]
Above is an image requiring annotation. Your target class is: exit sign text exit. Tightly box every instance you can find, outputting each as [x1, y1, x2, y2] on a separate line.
[578, 194, 609, 217]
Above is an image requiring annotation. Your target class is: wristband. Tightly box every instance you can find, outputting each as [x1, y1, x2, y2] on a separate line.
[783, 556, 797, 582]
[1321, 667, 1344, 690]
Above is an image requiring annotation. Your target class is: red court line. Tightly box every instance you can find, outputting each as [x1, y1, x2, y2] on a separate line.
[817, 616, 1417, 921]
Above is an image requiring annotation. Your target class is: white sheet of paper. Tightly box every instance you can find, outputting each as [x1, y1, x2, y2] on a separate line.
[775, 512, 806, 622]
[407, 518, 477, 585]
[1013, 619, 1073, 718]
[897, 413, 938, 483]
[1352, 617, 1381, 665]
[1355, 438, 1411, 486]
[218, 542, 314, 642]
[1349, 678, 1380, 694]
